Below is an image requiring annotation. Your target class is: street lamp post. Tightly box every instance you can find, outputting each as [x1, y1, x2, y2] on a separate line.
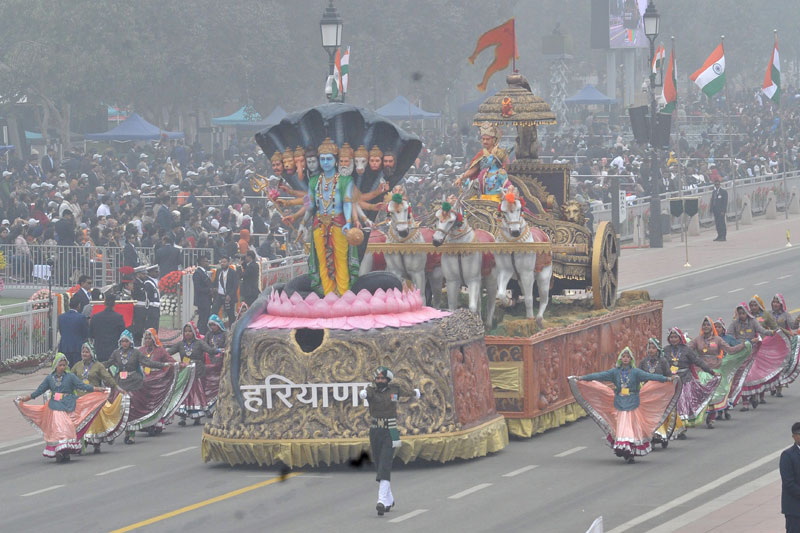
[643, 0, 663, 248]
[320, 0, 343, 102]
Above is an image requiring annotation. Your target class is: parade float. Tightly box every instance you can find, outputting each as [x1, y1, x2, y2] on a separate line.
[202, 105, 507, 468]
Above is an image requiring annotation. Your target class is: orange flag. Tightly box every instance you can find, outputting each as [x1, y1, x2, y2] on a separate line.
[468, 18, 518, 92]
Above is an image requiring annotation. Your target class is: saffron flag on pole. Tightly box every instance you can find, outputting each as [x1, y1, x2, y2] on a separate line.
[762, 36, 780, 104]
[690, 43, 725, 98]
[341, 46, 350, 93]
[651, 45, 665, 74]
[468, 18, 518, 92]
[661, 46, 677, 114]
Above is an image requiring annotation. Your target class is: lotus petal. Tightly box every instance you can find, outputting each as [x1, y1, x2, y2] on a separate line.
[305, 292, 320, 304]
[293, 299, 313, 318]
[312, 299, 332, 318]
[369, 293, 389, 315]
[375, 314, 401, 328]
[289, 292, 303, 305]
[323, 292, 339, 305]
[341, 290, 357, 304]
[356, 289, 372, 302]
[347, 315, 375, 330]
[331, 297, 351, 317]
[350, 298, 370, 316]
[279, 291, 290, 304]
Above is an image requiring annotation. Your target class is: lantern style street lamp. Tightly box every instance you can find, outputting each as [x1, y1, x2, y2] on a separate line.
[320, 1, 344, 102]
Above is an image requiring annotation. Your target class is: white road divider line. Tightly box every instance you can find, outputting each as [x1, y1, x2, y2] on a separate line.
[778, 274, 792, 279]
[673, 303, 691, 310]
[502, 465, 538, 477]
[701, 295, 718, 301]
[607, 447, 784, 532]
[554, 446, 586, 457]
[728, 288, 743, 293]
[0, 442, 43, 456]
[448, 483, 492, 500]
[754, 281, 769, 286]
[647, 470, 779, 533]
[160, 446, 197, 457]
[389, 509, 429, 523]
[96, 464, 135, 476]
[21, 485, 64, 497]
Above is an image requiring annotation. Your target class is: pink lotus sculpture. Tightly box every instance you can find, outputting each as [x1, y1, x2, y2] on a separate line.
[248, 288, 450, 331]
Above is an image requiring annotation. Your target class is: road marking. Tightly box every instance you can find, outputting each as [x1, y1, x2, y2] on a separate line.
[790, 307, 800, 314]
[245, 474, 331, 479]
[754, 281, 769, 286]
[389, 509, 428, 523]
[554, 446, 586, 457]
[0, 435, 42, 449]
[21, 485, 64, 497]
[778, 274, 792, 279]
[160, 446, 197, 457]
[728, 288, 743, 293]
[607, 447, 783, 532]
[502, 465, 538, 478]
[448, 483, 492, 500]
[96, 465, 135, 476]
[110, 473, 301, 533]
[648, 470, 779, 533]
[0, 442, 42, 456]
[673, 303, 691, 310]
[701, 295, 718, 301]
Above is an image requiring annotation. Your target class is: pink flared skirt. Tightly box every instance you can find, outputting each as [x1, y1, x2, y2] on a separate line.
[15, 391, 109, 457]
[743, 332, 791, 396]
[569, 379, 681, 457]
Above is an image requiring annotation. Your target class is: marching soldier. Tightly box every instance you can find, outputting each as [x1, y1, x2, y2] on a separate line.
[359, 366, 421, 516]
[143, 264, 161, 333]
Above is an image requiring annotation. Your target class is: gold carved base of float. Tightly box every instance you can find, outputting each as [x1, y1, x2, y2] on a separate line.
[201, 416, 508, 468]
[506, 404, 587, 438]
[203, 309, 507, 468]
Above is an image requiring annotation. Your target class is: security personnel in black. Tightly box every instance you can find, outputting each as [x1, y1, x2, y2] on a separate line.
[143, 264, 161, 333]
[359, 366, 420, 516]
[132, 265, 149, 345]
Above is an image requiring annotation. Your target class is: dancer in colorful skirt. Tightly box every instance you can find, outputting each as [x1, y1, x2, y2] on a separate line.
[704, 318, 753, 422]
[106, 330, 175, 444]
[730, 303, 772, 410]
[750, 295, 778, 331]
[569, 347, 680, 464]
[687, 317, 748, 428]
[640, 338, 679, 447]
[664, 327, 719, 433]
[141, 328, 196, 433]
[358, 366, 421, 515]
[169, 322, 219, 425]
[772, 294, 800, 394]
[73, 342, 130, 453]
[15, 353, 109, 462]
[138, 328, 187, 435]
[202, 315, 227, 414]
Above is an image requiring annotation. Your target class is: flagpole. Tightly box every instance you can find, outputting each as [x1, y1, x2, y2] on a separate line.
[721, 35, 738, 231]
[671, 35, 690, 266]
[512, 18, 517, 73]
[775, 29, 788, 220]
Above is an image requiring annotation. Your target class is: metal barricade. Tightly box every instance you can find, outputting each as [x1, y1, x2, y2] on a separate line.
[0, 301, 56, 363]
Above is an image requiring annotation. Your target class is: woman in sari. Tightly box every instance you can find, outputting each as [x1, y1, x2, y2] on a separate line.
[203, 315, 227, 414]
[664, 327, 720, 433]
[711, 318, 752, 419]
[688, 317, 749, 428]
[771, 294, 800, 394]
[73, 342, 130, 453]
[569, 347, 680, 463]
[639, 338, 679, 447]
[169, 322, 219, 425]
[105, 330, 175, 444]
[140, 328, 196, 434]
[15, 354, 108, 462]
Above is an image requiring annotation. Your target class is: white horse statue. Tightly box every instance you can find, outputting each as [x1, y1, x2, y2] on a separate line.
[494, 190, 553, 327]
[431, 199, 496, 327]
[359, 194, 443, 307]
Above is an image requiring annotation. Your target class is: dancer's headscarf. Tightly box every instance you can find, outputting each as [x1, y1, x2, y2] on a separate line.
[616, 347, 637, 368]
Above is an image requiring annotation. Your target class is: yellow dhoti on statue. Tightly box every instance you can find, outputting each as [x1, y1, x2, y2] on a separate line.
[313, 219, 351, 296]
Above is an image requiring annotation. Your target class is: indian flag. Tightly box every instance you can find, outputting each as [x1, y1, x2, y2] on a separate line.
[651, 45, 665, 75]
[762, 36, 780, 104]
[341, 46, 350, 93]
[690, 43, 725, 97]
[330, 47, 342, 99]
[661, 47, 677, 114]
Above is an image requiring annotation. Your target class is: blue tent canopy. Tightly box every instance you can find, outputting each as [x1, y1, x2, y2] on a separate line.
[238, 106, 288, 130]
[458, 89, 498, 116]
[211, 105, 263, 126]
[85, 113, 184, 141]
[565, 84, 616, 106]
[376, 95, 440, 120]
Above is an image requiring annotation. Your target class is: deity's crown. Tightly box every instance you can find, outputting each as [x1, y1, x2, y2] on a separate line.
[318, 137, 339, 156]
[282, 147, 295, 161]
[339, 142, 354, 158]
[479, 122, 501, 139]
[368, 145, 383, 158]
[293, 146, 305, 158]
[354, 145, 369, 159]
[270, 151, 283, 163]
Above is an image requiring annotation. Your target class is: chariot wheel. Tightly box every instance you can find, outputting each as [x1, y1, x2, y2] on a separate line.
[591, 221, 619, 309]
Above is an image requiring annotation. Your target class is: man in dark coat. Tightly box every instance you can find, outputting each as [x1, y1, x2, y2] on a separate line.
[88, 294, 126, 362]
[71, 275, 93, 313]
[123, 229, 140, 268]
[710, 176, 728, 242]
[193, 256, 213, 334]
[58, 297, 89, 366]
[155, 234, 181, 277]
[211, 255, 239, 327]
[240, 250, 260, 306]
[781, 422, 800, 532]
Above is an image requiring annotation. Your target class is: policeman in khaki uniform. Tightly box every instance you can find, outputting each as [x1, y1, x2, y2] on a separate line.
[359, 366, 421, 516]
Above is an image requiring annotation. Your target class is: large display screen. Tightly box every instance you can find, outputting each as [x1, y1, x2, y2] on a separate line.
[608, 0, 648, 49]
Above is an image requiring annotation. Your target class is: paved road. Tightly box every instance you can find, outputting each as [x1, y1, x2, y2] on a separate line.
[2, 245, 798, 533]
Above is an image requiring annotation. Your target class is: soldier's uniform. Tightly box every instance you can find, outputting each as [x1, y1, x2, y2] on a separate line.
[359, 366, 420, 516]
[132, 265, 149, 345]
[144, 266, 161, 333]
